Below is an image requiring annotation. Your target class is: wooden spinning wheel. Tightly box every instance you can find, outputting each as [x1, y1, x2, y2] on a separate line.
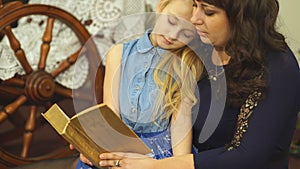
[0, 1, 104, 168]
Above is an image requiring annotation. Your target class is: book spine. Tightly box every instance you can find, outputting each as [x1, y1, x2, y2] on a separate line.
[63, 124, 104, 168]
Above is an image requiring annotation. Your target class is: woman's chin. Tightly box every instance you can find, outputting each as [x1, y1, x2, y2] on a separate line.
[199, 36, 212, 45]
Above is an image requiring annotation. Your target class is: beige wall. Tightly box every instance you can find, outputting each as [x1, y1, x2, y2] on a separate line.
[278, 0, 300, 63]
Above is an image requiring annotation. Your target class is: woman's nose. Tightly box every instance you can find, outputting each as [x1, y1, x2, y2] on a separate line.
[191, 8, 204, 25]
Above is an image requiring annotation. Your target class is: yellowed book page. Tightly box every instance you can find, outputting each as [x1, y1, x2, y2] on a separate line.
[41, 104, 69, 134]
[70, 103, 151, 154]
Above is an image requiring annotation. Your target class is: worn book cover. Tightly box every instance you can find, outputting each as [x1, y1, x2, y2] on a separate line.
[42, 103, 151, 168]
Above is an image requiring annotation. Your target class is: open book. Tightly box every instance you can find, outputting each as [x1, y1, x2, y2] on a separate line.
[42, 103, 151, 168]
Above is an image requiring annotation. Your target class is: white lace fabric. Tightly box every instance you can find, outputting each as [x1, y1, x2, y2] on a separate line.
[0, 0, 156, 89]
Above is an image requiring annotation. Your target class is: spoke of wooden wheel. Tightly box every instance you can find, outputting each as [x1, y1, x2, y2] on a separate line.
[55, 84, 92, 101]
[21, 105, 37, 158]
[0, 85, 24, 96]
[51, 47, 86, 78]
[4, 26, 33, 74]
[0, 95, 27, 123]
[1, 77, 25, 87]
[39, 17, 55, 70]
[54, 84, 72, 98]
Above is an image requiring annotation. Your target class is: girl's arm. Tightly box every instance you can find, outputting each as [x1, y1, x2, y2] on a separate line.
[103, 43, 123, 116]
[171, 98, 193, 155]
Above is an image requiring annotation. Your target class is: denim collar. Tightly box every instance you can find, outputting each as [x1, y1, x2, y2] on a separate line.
[136, 29, 166, 56]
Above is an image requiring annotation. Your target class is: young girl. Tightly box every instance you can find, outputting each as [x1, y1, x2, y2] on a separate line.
[76, 0, 203, 168]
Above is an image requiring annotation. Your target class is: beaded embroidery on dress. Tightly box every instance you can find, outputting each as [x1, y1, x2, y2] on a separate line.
[227, 90, 262, 151]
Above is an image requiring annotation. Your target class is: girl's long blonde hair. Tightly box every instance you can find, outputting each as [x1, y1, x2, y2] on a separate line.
[153, 46, 203, 120]
[150, 0, 203, 120]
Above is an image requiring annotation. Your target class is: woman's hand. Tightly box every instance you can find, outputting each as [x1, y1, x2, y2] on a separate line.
[99, 152, 155, 169]
[69, 144, 93, 166]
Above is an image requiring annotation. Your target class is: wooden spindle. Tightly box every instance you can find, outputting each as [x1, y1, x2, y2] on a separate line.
[21, 105, 37, 158]
[55, 84, 92, 101]
[51, 48, 84, 78]
[1, 77, 25, 87]
[4, 26, 32, 74]
[0, 95, 27, 123]
[0, 85, 24, 96]
[39, 17, 55, 70]
[54, 84, 72, 98]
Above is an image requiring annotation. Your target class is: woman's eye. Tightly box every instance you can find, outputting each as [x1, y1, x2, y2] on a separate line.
[204, 10, 215, 16]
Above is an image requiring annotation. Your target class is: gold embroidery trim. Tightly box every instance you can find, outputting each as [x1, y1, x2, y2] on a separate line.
[227, 91, 262, 151]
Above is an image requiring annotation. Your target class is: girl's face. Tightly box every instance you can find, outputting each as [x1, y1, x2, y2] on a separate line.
[151, 0, 196, 50]
[191, 0, 230, 48]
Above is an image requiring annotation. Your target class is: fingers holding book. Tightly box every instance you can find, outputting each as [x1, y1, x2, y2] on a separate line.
[69, 144, 94, 166]
[99, 152, 154, 168]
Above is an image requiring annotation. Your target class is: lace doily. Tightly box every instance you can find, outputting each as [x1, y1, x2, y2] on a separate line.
[0, 43, 24, 80]
[0, 0, 155, 89]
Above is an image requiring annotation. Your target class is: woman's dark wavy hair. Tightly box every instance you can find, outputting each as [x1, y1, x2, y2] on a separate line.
[203, 0, 287, 108]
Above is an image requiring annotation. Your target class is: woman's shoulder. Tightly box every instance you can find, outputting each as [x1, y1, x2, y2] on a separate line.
[267, 47, 299, 76]
[266, 47, 300, 92]
[268, 47, 299, 68]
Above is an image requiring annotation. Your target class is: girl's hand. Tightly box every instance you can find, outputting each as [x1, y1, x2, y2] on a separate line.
[79, 153, 93, 166]
[99, 152, 155, 169]
[69, 144, 93, 166]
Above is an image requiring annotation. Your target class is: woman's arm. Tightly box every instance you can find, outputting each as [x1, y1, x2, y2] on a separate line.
[99, 152, 195, 169]
[192, 49, 300, 169]
[171, 98, 193, 155]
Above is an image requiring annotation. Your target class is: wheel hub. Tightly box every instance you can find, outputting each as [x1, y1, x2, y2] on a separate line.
[25, 70, 55, 103]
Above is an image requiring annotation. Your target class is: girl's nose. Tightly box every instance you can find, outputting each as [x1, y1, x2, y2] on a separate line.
[168, 29, 180, 40]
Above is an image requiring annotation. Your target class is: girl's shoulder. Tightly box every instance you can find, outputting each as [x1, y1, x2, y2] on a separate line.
[105, 43, 123, 65]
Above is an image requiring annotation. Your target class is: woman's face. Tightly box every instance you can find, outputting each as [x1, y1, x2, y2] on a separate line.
[151, 0, 196, 50]
[191, 0, 231, 48]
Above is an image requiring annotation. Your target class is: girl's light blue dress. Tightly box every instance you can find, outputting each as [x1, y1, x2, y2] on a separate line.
[119, 29, 172, 159]
[76, 30, 172, 169]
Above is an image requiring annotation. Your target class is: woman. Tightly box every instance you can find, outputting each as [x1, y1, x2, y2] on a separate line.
[99, 0, 300, 169]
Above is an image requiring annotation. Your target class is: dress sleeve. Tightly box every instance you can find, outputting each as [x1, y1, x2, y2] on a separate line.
[193, 49, 300, 169]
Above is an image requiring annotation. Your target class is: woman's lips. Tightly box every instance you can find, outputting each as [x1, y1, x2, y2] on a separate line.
[197, 30, 207, 37]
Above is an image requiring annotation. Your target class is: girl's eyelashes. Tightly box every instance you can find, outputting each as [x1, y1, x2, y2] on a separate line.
[183, 31, 195, 39]
[168, 16, 177, 25]
[184, 34, 193, 38]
